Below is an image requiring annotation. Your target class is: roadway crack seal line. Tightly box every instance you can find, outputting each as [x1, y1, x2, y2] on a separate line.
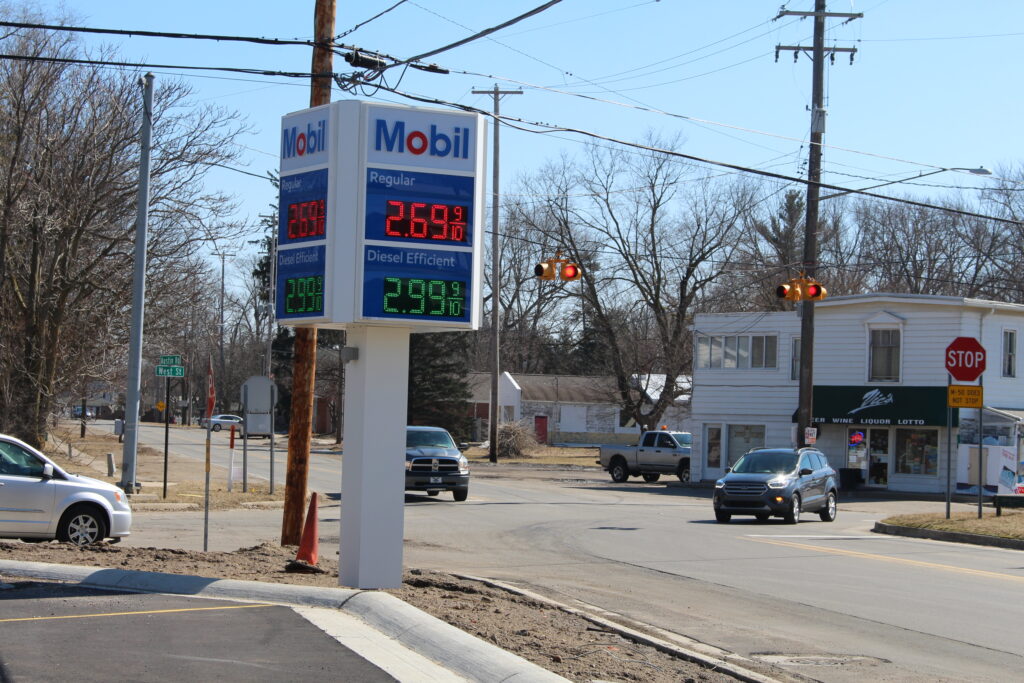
[746, 536, 1024, 583]
[451, 572, 783, 683]
[0, 603, 274, 623]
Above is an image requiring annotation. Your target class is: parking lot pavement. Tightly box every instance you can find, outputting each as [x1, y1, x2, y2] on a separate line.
[0, 582, 428, 683]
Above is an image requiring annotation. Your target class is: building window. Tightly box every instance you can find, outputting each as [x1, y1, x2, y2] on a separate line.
[895, 428, 938, 475]
[790, 337, 801, 381]
[696, 334, 775, 370]
[869, 329, 900, 382]
[1004, 329, 1016, 378]
[706, 425, 722, 468]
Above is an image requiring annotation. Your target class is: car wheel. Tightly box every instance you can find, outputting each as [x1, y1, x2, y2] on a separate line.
[642, 473, 661, 483]
[819, 491, 838, 522]
[755, 513, 770, 522]
[676, 464, 690, 483]
[212, 423, 222, 432]
[427, 491, 440, 497]
[57, 505, 107, 545]
[609, 457, 630, 483]
[715, 510, 731, 523]
[784, 494, 801, 524]
[453, 488, 468, 502]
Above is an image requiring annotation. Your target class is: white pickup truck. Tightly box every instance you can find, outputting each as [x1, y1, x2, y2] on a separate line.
[598, 430, 693, 483]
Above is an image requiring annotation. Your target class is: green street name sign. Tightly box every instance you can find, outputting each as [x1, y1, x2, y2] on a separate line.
[155, 365, 184, 378]
[160, 355, 182, 366]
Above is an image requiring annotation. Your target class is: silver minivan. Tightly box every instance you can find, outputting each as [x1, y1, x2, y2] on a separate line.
[0, 433, 132, 544]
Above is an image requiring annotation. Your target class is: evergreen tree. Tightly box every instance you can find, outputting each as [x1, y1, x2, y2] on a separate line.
[407, 332, 472, 440]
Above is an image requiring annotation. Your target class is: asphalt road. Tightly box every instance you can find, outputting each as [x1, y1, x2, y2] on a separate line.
[0, 583, 394, 682]
[123, 423, 1024, 682]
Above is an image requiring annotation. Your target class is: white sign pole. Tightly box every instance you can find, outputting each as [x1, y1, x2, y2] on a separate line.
[339, 324, 410, 589]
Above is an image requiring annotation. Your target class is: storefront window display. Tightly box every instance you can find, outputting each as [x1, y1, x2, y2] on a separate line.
[847, 429, 867, 468]
[895, 429, 938, 475]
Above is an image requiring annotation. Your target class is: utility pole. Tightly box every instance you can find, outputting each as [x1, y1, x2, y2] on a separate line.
[213, 250, 234, 408]
[120, 72, 155, 495]
[282, 0, 334, 546]
[471, 85, 521, 463]
[776, 1, 860, 447]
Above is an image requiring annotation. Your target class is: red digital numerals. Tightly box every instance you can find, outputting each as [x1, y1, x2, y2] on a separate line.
[385, 200, 467, 242]
[287, 199, 326, 239]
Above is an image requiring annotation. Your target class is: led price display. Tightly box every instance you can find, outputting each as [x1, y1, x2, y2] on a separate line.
[385, 200, 467, 242]
[284, 275, 324, 315]
[383, 277, 465, 317]
[288, 199, 326, 240]
[365, 168, 474, 246]
[279, 168, 328, 245]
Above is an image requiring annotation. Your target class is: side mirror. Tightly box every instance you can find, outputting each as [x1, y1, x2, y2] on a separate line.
[458, 443, 469, 452]
[724, 467, 731, 474]
[42, 463, 54, 480]
[800, 467, 814, 476]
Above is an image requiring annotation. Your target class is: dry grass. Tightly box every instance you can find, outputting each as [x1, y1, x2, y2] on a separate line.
[47, 422, 284, 509]
[464, 444, 599, 467]
[883, 510, 1024, 540]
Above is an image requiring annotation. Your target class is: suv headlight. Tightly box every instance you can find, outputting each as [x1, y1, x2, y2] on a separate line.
[767, 477, 788, 489]
[458, 455, 470, 474]
[715, 479, 725, 488]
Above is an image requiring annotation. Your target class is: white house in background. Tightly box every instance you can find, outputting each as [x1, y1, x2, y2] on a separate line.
[468, 372, 690, 444]
[689, 294, 1024, 495]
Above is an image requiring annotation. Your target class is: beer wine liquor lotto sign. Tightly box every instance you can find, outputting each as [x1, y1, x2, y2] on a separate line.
[275, 100, 485, 332]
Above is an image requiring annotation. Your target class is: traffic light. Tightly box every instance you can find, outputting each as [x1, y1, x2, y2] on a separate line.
[560, 262, 582, 281]
[534, 260, 556, 280]
[775, 276, 827, 301]
[804, 280, 827, 300]
[776, 278, 802, 301]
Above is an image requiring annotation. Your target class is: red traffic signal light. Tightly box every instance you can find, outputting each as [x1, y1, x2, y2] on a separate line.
[804, 281, 827, 300]
[534, 261, 556, 280]
[560, 262, 581, 281]
[776, 279, 801, 301]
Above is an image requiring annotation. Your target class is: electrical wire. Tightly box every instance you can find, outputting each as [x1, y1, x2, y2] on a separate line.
[360, 79, 1021, 226]
[335, 0, 410, 40]
[0, 20, 320, 47]
[0, 51, 316, 78]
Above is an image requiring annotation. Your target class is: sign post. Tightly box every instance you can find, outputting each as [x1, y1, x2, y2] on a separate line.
[945, 337, 986, 519]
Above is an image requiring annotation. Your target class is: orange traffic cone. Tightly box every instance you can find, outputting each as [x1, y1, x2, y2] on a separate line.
[296, 492, 319, 564]
[286, 493, 325, 573]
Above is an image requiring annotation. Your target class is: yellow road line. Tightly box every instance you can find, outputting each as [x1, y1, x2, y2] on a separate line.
[0, 603, 274, 624]
[747, 536, 1024, 583]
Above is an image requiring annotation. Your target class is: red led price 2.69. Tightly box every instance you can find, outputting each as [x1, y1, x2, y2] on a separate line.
[385, 200, 467, 242]
[287, 199, 326, 239]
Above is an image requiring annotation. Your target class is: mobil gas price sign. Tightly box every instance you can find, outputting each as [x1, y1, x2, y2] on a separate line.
[275, 100, 485, 332]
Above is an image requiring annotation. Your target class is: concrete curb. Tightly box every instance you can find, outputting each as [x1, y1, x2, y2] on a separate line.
[872, 522, 1024, 550]
[0, 560, 566, 683]
[455, 573, 782, 683]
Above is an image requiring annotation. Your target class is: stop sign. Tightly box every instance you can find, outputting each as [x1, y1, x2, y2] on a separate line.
[945, 337, 986, 382]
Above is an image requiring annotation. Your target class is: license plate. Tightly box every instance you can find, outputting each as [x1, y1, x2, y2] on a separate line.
[429, 477, 442, 484]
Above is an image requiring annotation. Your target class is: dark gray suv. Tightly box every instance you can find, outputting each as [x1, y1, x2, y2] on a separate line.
[713, 447, 837, 524]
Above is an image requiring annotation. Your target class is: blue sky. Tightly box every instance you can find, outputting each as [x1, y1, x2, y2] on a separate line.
[32, 1, 1023, 274]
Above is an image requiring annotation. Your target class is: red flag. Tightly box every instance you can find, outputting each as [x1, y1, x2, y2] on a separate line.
[206, 356, 216, 418]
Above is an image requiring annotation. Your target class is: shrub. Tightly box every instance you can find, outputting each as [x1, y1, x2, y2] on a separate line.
[497, 420, 538, 459]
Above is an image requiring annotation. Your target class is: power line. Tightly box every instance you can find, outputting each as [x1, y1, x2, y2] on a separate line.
[359, 80, 1021, 227]
[0, 20, 320, 47]
[0, 51, 316, 78]
[335, 0, 410, 40]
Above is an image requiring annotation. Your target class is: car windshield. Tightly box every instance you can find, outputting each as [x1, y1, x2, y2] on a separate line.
[406, 430, 456, 449]
[732, 451, 798, 474]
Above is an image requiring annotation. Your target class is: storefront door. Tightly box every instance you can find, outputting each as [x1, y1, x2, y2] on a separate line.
[868, 429, 890, 486]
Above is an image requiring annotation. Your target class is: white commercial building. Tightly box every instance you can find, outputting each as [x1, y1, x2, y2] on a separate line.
[689, 294, 1024, 494]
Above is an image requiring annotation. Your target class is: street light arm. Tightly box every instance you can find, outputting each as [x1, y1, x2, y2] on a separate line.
[820, 166, 991, 201]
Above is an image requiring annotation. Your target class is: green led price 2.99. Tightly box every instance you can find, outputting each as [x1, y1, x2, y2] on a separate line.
[285, 275, 324, 314]
[383, 277, 464, 317]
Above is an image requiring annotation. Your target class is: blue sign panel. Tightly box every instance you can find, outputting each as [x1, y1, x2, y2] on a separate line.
[362, 245, 472, 323]
[276, 245, 326, 320]
[279, 168, 328, 246]
[365, 168, 474, 247]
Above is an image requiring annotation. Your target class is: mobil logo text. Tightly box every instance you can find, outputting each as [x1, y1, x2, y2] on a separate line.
[374, 118, 471, 159]
[282, 118, 328, 159]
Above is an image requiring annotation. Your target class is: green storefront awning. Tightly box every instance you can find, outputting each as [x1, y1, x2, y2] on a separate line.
[803, 386, 957, 427]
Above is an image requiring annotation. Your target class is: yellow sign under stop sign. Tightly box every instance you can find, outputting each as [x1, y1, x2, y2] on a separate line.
[948, 384, 983, 408]
[156, 400, 166, 412]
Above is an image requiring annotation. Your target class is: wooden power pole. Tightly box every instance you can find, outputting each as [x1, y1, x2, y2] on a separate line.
[282, 0, 335, 546]
[776, 0, 860, 448]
